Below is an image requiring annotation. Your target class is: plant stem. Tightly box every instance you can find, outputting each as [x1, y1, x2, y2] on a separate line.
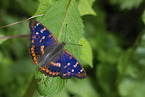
[0, 34, 30, 39]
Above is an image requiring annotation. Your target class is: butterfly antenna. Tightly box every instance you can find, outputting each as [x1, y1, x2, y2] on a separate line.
[64, 23, 68, 42]
[63, 22, 83, 46]
[0, 34, 30, 39]
[58, 0, 71, 40]
[64, 23, 83, 47]
[66, 43, 84, 46]
[0, 14, 44, 28]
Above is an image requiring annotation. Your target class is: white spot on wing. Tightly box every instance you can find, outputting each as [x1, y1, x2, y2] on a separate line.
[78, 69, 83, 74]
[34, 23, 40, 28]
[36, 23, 40, 26]
[36, 32, 39, 35]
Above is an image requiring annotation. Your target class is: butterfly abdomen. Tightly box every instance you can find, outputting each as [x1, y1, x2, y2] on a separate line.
[39, 42, 66, 67]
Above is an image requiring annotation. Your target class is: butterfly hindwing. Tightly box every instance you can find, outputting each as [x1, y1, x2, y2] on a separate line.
[61, 50, 87, 79]
[38, 49, 86, 78]
[29, 19, 58, 65]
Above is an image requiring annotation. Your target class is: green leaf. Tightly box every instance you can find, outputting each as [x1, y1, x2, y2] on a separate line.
[34, 0, 84, 96]
[35, 66, 68, 97]
[79, 38, 93, 67]
[78, 0, 96, 16]
[54, 89, 69, 97]
[15, 0, 38, 15]
[119, 78, 145, 97]
[118, 31, 145, 97]
[95, 32, 122, 64]
[0, 34, 7, 44]
[117, 49, 132, 75]
[118, 78, 135, 96]
[142, 10, 145, 24]
[35, 65, 68, 97]
[109, 0, 143, 10]
[96, 63, 117, 96]
[34, 0, 56, 16]
[65, 78, 100, 97]
[134, 31, 145, 66]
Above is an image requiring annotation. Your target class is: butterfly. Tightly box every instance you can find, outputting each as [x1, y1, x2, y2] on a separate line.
[29, 19, 86, 79]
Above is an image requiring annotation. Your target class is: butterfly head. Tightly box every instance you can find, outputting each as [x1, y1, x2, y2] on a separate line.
[61, 42, 66, 46]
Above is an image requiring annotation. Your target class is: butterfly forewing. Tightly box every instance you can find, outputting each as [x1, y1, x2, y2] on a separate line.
[29, 19, 58, 65]
[29, 19, 58, 46]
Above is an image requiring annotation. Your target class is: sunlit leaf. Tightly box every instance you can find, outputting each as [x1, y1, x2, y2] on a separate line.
[96, 63, 117, 96]
[0, 34, 7, 44]
[119, 78, 145, 97]
[34, 0, 56, 15]
[117, 49, 132, 75]
[142, 10, 145, 24]
[78, 0, 96, 16]
[118, 30, 145, 97]
[79, 37, 93, 67]
[36, 70, 67, 96]
[109, 0, 143, 10]
[65, 78, 100, 97]
[54, 89, 69, 97]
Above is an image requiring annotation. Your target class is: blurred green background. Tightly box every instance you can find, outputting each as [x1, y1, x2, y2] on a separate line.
[0, 0, 145, 97]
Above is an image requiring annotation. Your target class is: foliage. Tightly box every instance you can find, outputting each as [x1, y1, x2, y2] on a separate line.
[109, 0, 144, 10]
[0, 0, 145, 97]
[78, 0, 96, 16]
[79, 38, 93, 67]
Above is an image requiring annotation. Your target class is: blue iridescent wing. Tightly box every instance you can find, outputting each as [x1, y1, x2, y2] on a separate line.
[29, 19, 58, 65]
[38, 50, 86, 78]
[61, 50, 87, 79]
